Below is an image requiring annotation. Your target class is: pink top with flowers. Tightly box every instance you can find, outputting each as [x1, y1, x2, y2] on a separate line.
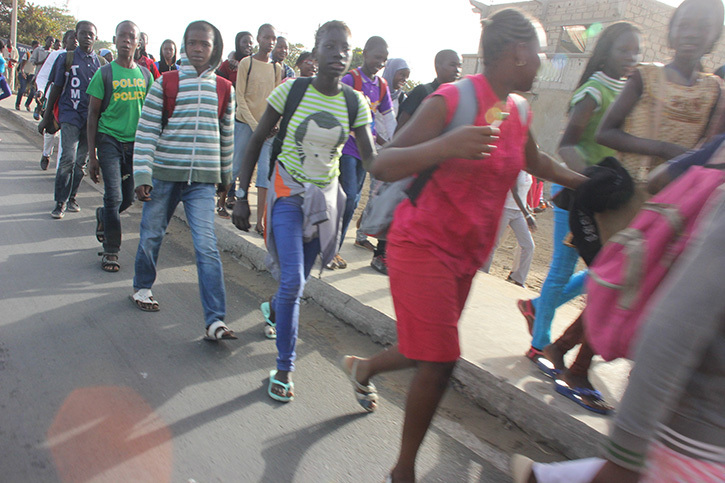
[388, 74, 532, 277]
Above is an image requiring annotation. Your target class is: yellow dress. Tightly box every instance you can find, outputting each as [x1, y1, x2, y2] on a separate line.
[620, 63, 721, 182]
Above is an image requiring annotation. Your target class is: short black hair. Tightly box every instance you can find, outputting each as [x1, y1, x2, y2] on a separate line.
[76, 21, 96, 33]
[296, 51, 312, 66]
[434, 49, 458, 67]
[668, 0, 724, 53]
[363, 35, 387, 51]
[258, 23, 275, 36]
[45, 35, 54, 43]
[115, 20, 139, 36]
[0, 40, 5, 50]
[62, 30, 75, 43]
[184, 20, 224, 69]
[313, 20, 351, 51]
[481, 8, 539, 66]
[31, 40, 39, 47]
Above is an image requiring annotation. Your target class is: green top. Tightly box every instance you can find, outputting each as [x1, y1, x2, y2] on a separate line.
[86, 62, 152, 142]
[569, 71, 626, 166]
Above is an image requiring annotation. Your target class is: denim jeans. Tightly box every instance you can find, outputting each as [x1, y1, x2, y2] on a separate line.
[230, 121, 272, 197]
[54, 122, 89, 203]
[97, 133, 135, 254]
[15, 73, 33, 108]
[0, 76, 11, 100]
[133, 180, 226, 327]
[530, 184, 587, 350]
[339, 153, 367, 247]
[271, 196, 321, 372]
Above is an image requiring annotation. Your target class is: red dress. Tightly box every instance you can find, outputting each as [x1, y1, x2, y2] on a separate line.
[387, 74, 531, 361]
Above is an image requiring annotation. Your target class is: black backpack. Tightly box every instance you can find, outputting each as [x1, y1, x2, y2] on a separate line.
[268, 77, 358, 179]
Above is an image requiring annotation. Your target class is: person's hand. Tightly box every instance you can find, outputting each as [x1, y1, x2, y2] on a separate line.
[135, 185, 152, 202]
[591, 461, 639, 483]
[526, 214, 537, 232]
[657, 141, 687, 161]
[266, 125, 279, 140]
[442, 125, 500, 160]
[37, 117, 48, 135]
[89, 154, 101, 183]
[231, 198, 251, 231]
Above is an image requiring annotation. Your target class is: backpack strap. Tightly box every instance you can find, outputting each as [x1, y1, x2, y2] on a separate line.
[160, 70, 180, 131]
[244, 57, 253, 95]
[378, 76, 388, 104]
[509, 93, 530, 126]
[138, 65, 153, 93]
[406, 77, 479, 204]
[215, 74, 233, 120]
[99, 63, 114, 113]
[341, 84, 359, 133]
[350, 68, 363, 92]
[268, 77, 314, 179]
[64, 50, 74, 73]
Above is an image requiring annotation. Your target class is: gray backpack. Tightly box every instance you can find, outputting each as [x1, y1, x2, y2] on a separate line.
[359, 78, 529, 238]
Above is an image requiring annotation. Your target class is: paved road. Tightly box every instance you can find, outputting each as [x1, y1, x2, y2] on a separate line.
[0, 113, 561, 482]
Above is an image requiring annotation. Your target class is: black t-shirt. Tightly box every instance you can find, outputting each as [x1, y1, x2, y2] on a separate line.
[398, 79, 440, 119]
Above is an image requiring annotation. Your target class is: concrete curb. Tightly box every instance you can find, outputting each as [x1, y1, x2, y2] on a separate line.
[2, 105, 603, 459]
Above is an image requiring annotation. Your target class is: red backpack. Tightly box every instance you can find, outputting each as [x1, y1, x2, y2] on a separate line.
[349, 68, 388, 107]
[160, 70, 232, 130]
[584, 163, 725, 361]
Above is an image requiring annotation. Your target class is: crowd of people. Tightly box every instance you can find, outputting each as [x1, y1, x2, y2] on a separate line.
[3, 0, 725, 480]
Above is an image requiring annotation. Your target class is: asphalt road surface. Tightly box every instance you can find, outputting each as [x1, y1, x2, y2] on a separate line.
[0, 113, 561, 482]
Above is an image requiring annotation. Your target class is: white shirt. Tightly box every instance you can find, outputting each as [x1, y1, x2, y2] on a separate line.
[504, 171, 533, 210]
[35, 49, 64, 93]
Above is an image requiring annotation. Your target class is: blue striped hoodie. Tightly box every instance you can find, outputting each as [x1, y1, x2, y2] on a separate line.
[133, 43, 234, 188]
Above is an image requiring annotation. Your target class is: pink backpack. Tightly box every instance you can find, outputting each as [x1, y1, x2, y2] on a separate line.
[584, 165, 725, 361]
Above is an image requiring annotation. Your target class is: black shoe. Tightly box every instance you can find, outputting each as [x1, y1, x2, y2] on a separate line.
[40, 155, 50, 170]
[51, 202, 66, 219]
[66, 199, 80, 213]
[370, 254, 388, 275]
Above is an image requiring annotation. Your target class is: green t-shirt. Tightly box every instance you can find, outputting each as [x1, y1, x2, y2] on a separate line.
[86, 62, 151, 142]
[569, 71, 626, 166]
[267, 79, 372, 187]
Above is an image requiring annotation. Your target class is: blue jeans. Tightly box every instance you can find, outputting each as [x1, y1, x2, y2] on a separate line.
[133, 180, 226, 327]
[271, 196, 321, 372]
[339, 153, 366, 247]
[0, 76, 11, 100]
[97, 134, 135, 254]
[15, 73, 33, 108]
[530, 184, 587, 350]
[230, 121, 272, 197]
[54, 122, 88, 203]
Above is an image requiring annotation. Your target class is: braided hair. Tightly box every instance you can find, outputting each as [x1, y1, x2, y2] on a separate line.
[577, 22, 641, 88]
[481, 8, 540, 66]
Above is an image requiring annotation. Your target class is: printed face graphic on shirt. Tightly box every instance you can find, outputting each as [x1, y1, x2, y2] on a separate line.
[294, 111, 346, 180]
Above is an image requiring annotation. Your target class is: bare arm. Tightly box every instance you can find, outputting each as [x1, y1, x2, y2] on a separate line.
[394, 110, 412, 133]
[354, 123, 377, 172]
[557, 95, 597, 173]
[370, 96, 499, 182]
[511, 185, 536, 231]
[87, 96, 102, 183]
[525, 132, 587, 189]
[596, 70, 687, 160]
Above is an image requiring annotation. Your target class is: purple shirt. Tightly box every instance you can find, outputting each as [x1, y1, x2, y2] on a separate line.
[51, 47, 101, 128]
[341, 67, 393, 159]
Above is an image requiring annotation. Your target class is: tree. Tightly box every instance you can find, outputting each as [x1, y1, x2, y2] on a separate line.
[349, 47, 363, 70]
[0, 0, 77, 46]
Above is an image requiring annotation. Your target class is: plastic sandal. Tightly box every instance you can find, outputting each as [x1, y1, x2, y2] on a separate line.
[261, 301, 276, 339]
[553, 378, 613, 415]
[204, 320, 238, 341]
[130, 289, 159, 312]
[268, 370, 294, 402]
[516, 299, 535, 335]
[340, 355, 378, 413]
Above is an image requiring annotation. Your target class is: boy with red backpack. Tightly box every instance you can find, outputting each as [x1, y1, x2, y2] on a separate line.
[332, 35, 395, 269]
[131, 20, 236, 342]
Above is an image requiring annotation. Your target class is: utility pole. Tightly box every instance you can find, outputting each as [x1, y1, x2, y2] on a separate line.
[10, 0, 18, 47]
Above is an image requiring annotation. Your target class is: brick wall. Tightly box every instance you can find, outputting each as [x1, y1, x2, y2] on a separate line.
[467, 0, 725, 153]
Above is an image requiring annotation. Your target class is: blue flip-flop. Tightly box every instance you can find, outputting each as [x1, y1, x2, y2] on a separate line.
[261, 301, 276, 339]
[268, 370, 294, 403]
[535, 357, 562, 379]
[554, 378, 612, 415]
